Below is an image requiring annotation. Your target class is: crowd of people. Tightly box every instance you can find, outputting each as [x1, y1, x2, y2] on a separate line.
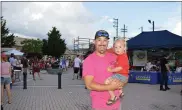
[1, 53, 45, 109]
[143, 56, 181, 73]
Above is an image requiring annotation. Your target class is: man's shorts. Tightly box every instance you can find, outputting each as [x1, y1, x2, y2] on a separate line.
[111, 74, 128, 82]
[74, 67, 79, 73]
[1, 77, 11, 85]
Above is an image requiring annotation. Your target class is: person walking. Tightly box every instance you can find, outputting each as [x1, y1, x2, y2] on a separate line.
[9, 53, 16, 82]
[21, 54, 29, 89]
[79, 56, 84, 79]
[66, 58, 69, 70]
[32, 57, 42, 80]
[62, 57, 66, 71]
[73, 55, 81, 80]
[1, 53, 12, 110]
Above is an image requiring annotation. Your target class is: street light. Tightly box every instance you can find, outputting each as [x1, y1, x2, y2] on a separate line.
[148, 20, 154, 31]
[113, 18, 118, 42]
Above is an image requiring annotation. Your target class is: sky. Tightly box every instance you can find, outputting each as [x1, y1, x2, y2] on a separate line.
[1, 2, 182, 49]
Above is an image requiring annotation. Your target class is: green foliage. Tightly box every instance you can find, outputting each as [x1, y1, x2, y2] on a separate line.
[21, 39, 43, 53]
[47, 27, 66, 58]
[42, 39, 48, 55]
[1, 16, 15, 47]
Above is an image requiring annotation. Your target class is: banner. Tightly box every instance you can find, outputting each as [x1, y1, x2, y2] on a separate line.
[168, 73, 182, 85]
[133, 50, 147, 66]
[135, 75, 151, 81]
[128, 71, 158, 84]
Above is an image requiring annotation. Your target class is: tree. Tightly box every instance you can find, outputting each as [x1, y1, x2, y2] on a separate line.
[47, 27, 66, 58]
[42, 39, 48, 55]
[21, 39, 43, 53]
[1, 16, 16, 47]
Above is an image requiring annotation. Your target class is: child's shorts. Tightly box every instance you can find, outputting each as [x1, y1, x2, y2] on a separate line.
[111, 74, 128, 82]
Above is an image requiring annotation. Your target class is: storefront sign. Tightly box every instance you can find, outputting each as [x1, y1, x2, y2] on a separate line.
[133, 50, 147, 66]
[169, 75, 182, 83]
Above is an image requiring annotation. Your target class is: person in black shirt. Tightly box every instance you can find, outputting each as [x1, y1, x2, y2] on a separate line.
[160, 54, 172, 91]
[21, 54, 28, 89]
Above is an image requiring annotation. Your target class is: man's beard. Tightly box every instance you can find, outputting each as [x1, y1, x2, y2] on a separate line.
[98, 46, 106, 54]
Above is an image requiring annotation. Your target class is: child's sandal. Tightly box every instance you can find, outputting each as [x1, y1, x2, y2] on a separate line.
[119, 93, 124, 98]
[106, 96, 118, 106]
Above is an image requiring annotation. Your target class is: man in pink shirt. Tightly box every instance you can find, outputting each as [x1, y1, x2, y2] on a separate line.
[83, 30, 122, 110]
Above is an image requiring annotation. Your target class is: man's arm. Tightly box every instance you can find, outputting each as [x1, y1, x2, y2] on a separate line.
[84, 75, 109, 91]
[165, 64, 171, 73]
[108, 66, 122, 73]
[84, 75, 121, 91]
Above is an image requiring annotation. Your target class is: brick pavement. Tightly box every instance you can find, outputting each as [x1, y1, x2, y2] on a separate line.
[2, 68, 182, 110]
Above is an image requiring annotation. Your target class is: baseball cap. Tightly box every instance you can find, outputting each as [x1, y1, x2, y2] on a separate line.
[95, 30, 109, 39]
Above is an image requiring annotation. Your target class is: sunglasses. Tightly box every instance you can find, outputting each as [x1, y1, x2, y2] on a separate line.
[96, 31, 109, 37]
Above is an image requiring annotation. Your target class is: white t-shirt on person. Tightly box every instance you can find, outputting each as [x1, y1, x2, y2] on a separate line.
[74, 57, 81, 68]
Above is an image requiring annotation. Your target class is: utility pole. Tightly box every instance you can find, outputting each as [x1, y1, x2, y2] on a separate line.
[113, 18, 118, 42]
[120, 24, 127, 39]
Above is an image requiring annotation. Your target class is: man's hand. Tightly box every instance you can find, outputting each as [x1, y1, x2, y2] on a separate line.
[107, 66, 113, 72]
[107, 79, 122, 91]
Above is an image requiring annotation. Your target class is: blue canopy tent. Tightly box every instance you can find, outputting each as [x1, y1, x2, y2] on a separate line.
[127, 30, 182, 50]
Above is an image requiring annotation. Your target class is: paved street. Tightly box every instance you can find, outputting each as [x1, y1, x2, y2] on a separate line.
[2, 68, 182, 110]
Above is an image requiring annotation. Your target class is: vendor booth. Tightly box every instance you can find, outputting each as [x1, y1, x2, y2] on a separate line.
[127, 30, 182, 85]
[128, 71, 182, 85]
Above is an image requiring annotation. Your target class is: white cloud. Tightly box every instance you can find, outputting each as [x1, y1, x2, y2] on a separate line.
[164, 16, 182, 36]
[172, 21, 182, 36]
[13, 33, 38, 40]
[129, 31, 140, 37]
[108, 18, 114, 23]
[2, 2, 98, 49]
[161, 4, 181, 36]
[99, 15, 115, 24]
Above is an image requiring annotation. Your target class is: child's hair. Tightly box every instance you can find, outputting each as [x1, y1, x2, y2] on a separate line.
[114, 37, 127, 53]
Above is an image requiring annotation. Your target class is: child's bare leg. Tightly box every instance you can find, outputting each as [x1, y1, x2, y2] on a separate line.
[104, 77, 116, 100]
[119, 82, 127, 97]
[108, 91, 115, 99]
[119, 88, 123, 94]
[119, 89, 124, 96]
[104, 77, 112, 85]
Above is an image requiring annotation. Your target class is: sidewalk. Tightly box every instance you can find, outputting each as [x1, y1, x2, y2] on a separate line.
[2, 68, 182, 110]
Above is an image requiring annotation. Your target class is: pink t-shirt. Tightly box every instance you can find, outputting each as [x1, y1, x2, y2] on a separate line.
[1, 62, 11, 77]
[83, 52, 121, 110]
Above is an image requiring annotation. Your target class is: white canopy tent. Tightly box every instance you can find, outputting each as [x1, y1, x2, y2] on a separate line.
[4, 49, 24, 56]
